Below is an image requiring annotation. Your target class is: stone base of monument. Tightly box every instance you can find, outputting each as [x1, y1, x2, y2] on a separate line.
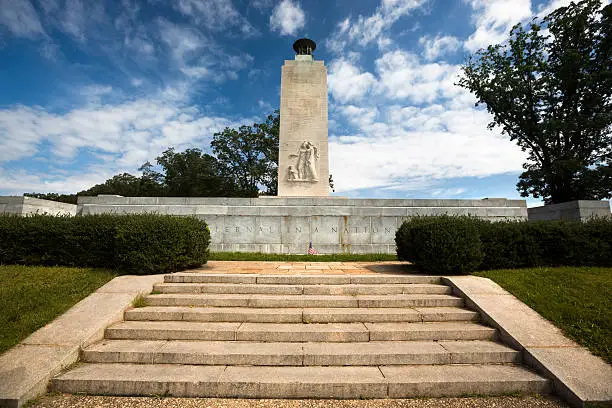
[78, 196, 527, 254]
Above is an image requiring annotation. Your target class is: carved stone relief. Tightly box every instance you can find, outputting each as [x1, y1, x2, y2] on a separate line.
[287, 141, 319, 182]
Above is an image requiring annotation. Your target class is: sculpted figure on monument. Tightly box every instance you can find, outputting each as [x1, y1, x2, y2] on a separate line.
[287, 165, 299, 181]
[297, 141, 319, 181]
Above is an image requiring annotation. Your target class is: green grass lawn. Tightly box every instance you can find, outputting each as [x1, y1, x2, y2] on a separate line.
[0, 265, 116, 354]
[474, 267, 611, 364]
[208, 252, 399, 262]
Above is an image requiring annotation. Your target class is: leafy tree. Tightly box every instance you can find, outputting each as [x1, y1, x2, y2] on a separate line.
[211, 111, 279, 197]
[153, 147, 238, 197]
[79, 172, 164, 197]
[457, 0, 611, 204]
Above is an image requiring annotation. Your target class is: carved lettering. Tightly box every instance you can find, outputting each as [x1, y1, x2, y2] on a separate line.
[219, 223, 393, 236]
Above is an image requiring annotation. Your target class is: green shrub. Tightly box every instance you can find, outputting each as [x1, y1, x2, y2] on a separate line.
[0, 214, 210, 274]
[395, 215, 484, 274]
[114, 214, 209, 274]
[396, 216, 612, 273]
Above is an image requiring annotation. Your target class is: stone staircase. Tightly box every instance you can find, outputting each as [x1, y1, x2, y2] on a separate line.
[52, 273, 550, 398]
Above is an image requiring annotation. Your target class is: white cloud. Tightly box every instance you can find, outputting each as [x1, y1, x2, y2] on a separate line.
[0, 92, 246, 195]
[323, 24, 527, 195]
[464, 0, 532, 52]
[181, 66, 211, 79]
[374, 50, 462, 103]
[419, 34, 461, 61]
[326, 0, 427, 53]
[328, 59, 377, 103]
[0, 0, 46, 39]
[329, 103, 526, 193]
[270, 0, 305, 36]
[0, 167, 118, 195]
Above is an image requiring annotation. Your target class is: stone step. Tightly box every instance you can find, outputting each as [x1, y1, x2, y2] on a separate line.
[164, 273, 441, 285]
[106, 321, 497, 342]
[153, 283, 451, 295]
[124, 306, 479, 323]
[305, 284, 451, 295]
[143, 293, 464, 308]
[52, 363, 549, 398]
[82, 340, 520, 366]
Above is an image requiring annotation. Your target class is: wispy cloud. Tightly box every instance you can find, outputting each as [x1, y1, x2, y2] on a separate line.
[174, 0, 258, 36]
[326, 0, 428, 53]
[0, 0, 46, 39]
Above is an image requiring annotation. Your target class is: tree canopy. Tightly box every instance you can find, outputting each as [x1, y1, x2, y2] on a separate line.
[457, 0, 611, 204]
[211, 111, 279, 197]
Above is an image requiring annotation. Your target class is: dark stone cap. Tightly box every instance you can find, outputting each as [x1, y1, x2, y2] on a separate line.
[293, 38, 316, 55]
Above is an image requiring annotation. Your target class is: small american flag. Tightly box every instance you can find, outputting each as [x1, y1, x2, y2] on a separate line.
[308, 242, 318, 255]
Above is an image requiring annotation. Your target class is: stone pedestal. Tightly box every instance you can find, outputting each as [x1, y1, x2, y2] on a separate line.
[278, 55, 329, 197]
[528, 200, 611, 221]
[78, 196, 528, 254]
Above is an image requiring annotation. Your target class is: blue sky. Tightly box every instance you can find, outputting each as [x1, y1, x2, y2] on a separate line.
[0, 0, 593, 205]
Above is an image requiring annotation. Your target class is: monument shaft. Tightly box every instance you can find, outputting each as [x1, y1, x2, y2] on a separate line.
[278, 53, 329, 196]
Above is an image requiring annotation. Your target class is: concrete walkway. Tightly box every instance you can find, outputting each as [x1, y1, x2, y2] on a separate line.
[184, 260, 412, 274]
[29, 394, 569, 408]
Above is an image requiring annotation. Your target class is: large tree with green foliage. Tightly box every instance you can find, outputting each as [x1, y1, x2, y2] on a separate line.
[457, 0, 611, 204]
[146, 147, 239, 197]
[211, 111, 279, 197]
[79, 172, 164, 197]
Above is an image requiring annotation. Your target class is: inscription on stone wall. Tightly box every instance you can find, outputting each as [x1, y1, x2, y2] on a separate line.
[209, 225, 394, 234]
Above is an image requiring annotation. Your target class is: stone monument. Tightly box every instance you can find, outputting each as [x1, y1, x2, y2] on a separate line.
[76, 39, 529, 254]
[278, 38, 329, 197]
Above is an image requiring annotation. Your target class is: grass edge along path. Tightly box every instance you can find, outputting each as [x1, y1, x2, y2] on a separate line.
[209, 252, 398, 262]
[0, 265, 117, 354]
[474, 266, 611, 365]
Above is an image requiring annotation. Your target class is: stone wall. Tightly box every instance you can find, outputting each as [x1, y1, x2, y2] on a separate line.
[528, 200, 611, 222]
[0, 196, 77, 216]
[78, 196, 527, 254]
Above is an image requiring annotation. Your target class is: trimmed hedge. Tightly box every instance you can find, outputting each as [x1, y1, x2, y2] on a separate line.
[395, 215, 483, 275]
[396, 215, 612, 274]
[0, 214, 210, 274]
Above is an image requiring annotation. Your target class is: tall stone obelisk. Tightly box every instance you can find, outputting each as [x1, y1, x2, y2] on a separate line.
[278, 38, 329, 197]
